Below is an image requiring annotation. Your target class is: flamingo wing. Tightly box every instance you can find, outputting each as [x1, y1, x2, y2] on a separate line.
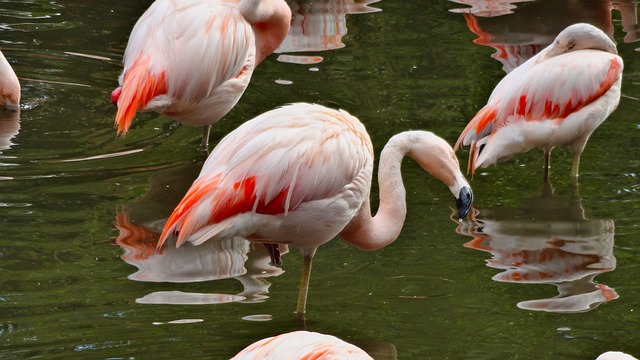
[455, 50, 622, 171]
[158, 103, 373, 248]
[115, 0, 255, 134]
[231, 331, 373, 360]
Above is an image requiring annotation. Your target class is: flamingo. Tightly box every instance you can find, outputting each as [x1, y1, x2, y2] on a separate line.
[111, 0, 291, 149]
[0, 49, 20, 110]
[156, 102, 473, 319]
[454, 23, 623, 182]
[596, 352, 638, 360]
[231, 330, 374, 359]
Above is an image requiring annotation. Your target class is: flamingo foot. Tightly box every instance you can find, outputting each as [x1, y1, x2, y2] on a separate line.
[264, 243, 282, 265]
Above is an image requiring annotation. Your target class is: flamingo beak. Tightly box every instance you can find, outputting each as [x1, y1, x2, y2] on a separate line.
[456, 186, 473, 220]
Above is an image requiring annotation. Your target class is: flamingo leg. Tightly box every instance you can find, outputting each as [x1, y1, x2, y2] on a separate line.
[571, 152, 581, 178]
[264, 243, 282, 265]
[542, 149, 551, 182]
[296, 254, 313, 321]
[570, 152, 581, 189]
[200, 125, 211, 151]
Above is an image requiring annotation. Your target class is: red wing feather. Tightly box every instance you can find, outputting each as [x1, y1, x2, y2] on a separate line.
[114, 56, 167, 136]
[157, 174, 291, 249]
[516, 57, 621, 123]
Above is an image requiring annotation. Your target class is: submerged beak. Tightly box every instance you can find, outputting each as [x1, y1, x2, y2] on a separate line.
[456, 186, 473, 220]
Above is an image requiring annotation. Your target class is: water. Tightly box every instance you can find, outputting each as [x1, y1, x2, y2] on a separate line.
[1, 0, 639, 359]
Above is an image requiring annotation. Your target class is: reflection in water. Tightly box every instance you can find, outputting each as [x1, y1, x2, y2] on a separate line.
[456, 183, 618, 313]
[448, 0, 535, 17]
[113, 165, 287, 305]
[0, 1, 73, 32]
[0, 110, 20, 172]
[276, 0, 381, 64]
[450, 0, 640, 72]
[0, 110, 20, 153]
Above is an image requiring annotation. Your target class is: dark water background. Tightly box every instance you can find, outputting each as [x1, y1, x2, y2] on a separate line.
[1, 1, 639, 359]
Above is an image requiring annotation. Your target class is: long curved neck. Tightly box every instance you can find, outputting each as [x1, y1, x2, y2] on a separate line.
[339, 134, 412, 251]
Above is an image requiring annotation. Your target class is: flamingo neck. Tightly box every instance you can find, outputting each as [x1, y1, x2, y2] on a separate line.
[340, 131, 464, 250]
[339, 134, 412, 251]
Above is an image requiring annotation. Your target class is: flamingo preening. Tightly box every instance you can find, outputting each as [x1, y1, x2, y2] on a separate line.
[455, 23, 623, 182]
[111, 0, 291, 149]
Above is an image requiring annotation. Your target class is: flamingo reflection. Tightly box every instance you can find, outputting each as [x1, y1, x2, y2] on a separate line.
[276, 0, 381, 64]
[0, 110, 20, 170]
[113, 165, 287, 305]
[456, 183, 618, 313]
[0, 110, 20, 153]
[450, 0, 640, 73]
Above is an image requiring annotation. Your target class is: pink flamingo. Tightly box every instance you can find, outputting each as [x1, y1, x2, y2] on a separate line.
[454, 23, 623, 182]
[156, 102, 473, 318]
[597, 352, 638, 360]
[231, 330, 374, 359]
[111, 0, 291, 148]
[0, 49, 20, 110]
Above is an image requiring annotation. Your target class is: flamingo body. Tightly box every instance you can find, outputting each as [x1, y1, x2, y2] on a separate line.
[455, 23, 623, 178]
[0, 50, 20, 110]
[157, 102, 473, 317]
[159, 103, 374, 256]
[596, 352, 638, 360]
[112, 0, 291, 146]
[231, 331, 373, 360]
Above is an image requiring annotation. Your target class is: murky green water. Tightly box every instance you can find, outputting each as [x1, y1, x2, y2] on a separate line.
[1, 0, 639, 359]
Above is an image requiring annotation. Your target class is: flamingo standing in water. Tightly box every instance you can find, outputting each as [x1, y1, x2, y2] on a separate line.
[111, 0, 291, 149]
[156, 103, 473, 319]
[455, 23, 623, 182]
[231, 330, 373, 359]
[0, 49, 20, 110]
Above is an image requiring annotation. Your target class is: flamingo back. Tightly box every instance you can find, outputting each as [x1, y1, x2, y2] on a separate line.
[158, 103, 374, 249]
[231, 331, 374, 360]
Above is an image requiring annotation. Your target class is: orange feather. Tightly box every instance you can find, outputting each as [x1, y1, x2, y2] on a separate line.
[158, 174, 291, 248]
[114, 56, 167, 136]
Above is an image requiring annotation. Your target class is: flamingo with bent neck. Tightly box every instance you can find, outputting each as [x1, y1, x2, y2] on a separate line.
[156, 102, 473, 319]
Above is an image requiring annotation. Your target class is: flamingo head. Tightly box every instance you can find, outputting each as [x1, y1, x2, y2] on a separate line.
[456, 185, 473, 220]
[549, 23, 618, 58]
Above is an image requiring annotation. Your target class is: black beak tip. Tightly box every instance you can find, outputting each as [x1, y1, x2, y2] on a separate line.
[456, 186, 473, 220]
